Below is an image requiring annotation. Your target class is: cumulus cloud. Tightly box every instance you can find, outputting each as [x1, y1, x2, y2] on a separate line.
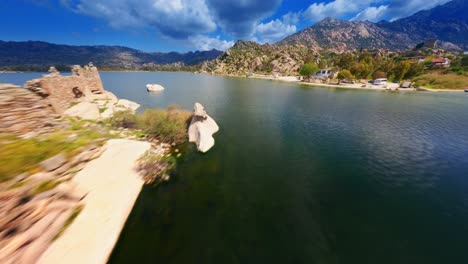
[303, 0, 453, 23]
[62, 0, 216, 38]
[206, 0, 282, 39]
[351, 5, 389, 22]
[302, 0, 379, 22]
[189, 35, 234, 51]
[255, 13, 298, 44]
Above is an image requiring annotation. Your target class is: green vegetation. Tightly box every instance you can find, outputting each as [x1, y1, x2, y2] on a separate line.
[32, 179, 60, 196]
[337, 69, 354, 81]
[0, 120, 110, 181]
[299, 62, 319, 77]
[109, 105, 192, 144]
[413, 72, 468, 90]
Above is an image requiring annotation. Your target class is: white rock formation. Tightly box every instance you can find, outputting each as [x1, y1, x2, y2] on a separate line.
[63, 102, 100, 120]
[146, 84, 165, 92]
[188, 102, 219, 153]
[116, 99, 140, 112]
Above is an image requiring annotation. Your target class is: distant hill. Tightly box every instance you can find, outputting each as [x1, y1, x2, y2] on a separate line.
[0, 41, 223, 70]
[278, 18, 415, 53]
[378, 0, 468, 50]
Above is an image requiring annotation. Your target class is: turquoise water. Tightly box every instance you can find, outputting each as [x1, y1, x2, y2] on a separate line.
[3, 72, 468, 263]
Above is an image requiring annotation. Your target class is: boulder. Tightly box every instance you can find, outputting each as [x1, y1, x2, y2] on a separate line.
[63, 102, 100, 120]
[117, 99, 140, 112]
[188, 103, 219, 153]
[146, 84, 165, 92]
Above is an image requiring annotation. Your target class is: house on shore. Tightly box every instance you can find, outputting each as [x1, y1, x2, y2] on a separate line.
[431, 57, 451, 67]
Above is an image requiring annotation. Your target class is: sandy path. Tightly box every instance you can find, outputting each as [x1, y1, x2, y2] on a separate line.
[38, 139, 151, 264]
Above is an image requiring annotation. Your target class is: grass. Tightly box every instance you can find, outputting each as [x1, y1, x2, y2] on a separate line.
[109, 105, 192, 144]
[0, 121, 110, 182]
[413, 72, 468, 90]
[32, 179, 60, 196]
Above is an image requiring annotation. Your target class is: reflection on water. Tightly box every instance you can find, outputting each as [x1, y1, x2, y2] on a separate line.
[3, 72, 468, 263]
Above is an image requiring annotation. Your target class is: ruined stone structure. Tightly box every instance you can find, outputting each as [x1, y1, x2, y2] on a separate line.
[25, 63, 106, 114]
[0, 84, 57, 136]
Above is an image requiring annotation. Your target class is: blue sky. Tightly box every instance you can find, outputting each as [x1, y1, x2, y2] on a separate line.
[0, 0, 452, 52]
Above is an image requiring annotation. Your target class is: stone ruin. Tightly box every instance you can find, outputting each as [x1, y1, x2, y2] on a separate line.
[25, 63, 106, 114]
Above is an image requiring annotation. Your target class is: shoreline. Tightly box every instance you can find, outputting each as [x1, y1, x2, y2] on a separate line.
[38, 139, 151, 264]
[205, 72, 465, 93]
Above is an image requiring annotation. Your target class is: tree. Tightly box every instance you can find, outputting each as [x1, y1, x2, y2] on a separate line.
[299, 62, 319, 77]
[392, 61, 411, 82]
[318, 59, 328, 69]
[372, 71, 387, 80]
[337, 53, 355, 70]
[337, 69, 354, 82]
[405, 62, 424, 79]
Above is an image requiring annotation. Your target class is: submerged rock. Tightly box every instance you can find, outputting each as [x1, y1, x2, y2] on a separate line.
[188, 102, 219, 153]
[146, 84, 165, 92]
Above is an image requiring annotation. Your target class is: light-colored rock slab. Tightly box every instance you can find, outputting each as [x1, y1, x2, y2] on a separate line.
[188, 102, 219, 153]
[38, 139, 151, 264]
[63, 102, 100, 120]
[116, 99, 140, 112]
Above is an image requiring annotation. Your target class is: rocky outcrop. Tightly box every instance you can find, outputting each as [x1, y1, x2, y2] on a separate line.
[188, 103, 219, 153]
[203, 40, 308, 76]
[0, 84, 58, 136]
[146, 84, 165, 92]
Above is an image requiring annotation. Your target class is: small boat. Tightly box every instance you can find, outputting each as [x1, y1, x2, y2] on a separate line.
[464, 89, 468, 92]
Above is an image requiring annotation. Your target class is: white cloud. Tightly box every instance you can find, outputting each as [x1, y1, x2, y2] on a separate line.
[189, 35, 234, 51]
[351, 5, 389, 22]
[302, 0, 453, 23]
[255, 19, 296, 44]
[63, 0, 217, 38]
[302, 0, 379, 22]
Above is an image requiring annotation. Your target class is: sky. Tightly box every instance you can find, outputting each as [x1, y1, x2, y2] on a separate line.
[0, 0, 452, 52]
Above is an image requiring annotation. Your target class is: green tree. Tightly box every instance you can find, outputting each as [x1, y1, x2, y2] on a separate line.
[299, 62, 319, 77]
[392, 61, 411, 81]
[337, 53, 355, 70]
[337, 69, 354, 82]
[405, 62, 425, 79]
[318, 59, 328, 69]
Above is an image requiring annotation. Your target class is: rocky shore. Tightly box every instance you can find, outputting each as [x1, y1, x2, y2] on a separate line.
[0, 64, 174, 263]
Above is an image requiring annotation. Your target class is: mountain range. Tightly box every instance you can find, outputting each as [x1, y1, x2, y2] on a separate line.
[0, 0, 466, 72]
[206, 0, 467, 75]
[0, 41, 222, 70]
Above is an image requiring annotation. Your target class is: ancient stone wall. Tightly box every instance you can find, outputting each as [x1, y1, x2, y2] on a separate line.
[0, 84, 57, 136]
[26, 64, 105, 114]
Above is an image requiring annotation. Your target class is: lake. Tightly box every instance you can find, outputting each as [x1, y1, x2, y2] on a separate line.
[2, 72, 468, 263]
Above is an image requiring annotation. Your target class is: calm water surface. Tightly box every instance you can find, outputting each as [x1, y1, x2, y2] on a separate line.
[2, 72, 468, 263]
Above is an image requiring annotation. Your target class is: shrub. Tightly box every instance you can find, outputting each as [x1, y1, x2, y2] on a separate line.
[299, 62, 319, 77]
[137, 105, 192, 144]
[337, 69, 354, 81]
[109, 110, 137, 129]
[372, 71, 387, 79]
